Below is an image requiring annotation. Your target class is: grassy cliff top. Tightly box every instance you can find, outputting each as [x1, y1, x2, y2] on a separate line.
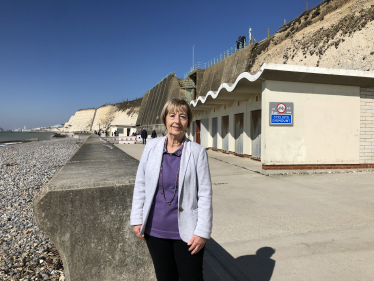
[115, 98, 142, 111]
[115, 97, 143, 116]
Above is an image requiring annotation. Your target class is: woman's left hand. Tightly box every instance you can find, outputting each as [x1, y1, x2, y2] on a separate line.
[187, 235, 206, 255]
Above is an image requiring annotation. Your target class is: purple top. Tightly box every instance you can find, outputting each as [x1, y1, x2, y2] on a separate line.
[145, 136, 185, 240]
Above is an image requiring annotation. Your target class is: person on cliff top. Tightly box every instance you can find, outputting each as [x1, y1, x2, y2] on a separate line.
[236, 36, 243, 49]
[131, 98, 212, 281]
[141, 128, 148, 144]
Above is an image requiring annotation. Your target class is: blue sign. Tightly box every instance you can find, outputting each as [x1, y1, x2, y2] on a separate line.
[271, 114, 292, 124]
[269, 102, 294, 126]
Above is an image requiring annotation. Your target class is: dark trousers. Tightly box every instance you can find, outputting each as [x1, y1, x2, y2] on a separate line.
[142, 138, 146, 144]
[145, 234, 205, 281]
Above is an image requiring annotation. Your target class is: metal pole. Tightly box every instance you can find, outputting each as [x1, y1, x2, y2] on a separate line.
[192, 45, 196, 69]
[249, 27, 252, 43]
[306, 2, 308, 10]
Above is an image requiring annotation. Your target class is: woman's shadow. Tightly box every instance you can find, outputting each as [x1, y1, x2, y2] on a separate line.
[235, 247, 276, 281]
[205, 239, 276, 281]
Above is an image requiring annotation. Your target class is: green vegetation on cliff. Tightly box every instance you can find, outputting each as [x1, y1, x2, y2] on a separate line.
[115, 97, 143, 115]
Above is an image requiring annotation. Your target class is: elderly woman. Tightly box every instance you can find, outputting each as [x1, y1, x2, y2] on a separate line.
[130, 98, 212, 281]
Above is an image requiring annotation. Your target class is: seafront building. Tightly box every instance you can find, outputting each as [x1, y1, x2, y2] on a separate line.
[186, 63, 374, 172]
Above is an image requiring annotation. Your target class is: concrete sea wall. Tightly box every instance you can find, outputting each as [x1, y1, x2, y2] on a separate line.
[193, 45, 254, 98]
[33, 136, 156, 281]
[136, 73, 184, 133]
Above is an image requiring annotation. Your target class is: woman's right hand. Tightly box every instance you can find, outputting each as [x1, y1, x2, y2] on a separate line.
[133, 225, 145, 240]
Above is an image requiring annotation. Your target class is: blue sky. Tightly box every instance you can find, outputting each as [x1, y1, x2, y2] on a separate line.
[0, 0, 322, 130]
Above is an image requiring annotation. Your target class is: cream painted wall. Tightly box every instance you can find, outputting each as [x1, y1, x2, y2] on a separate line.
[261, 80, 360, 165]
[191, 94, 261, 154]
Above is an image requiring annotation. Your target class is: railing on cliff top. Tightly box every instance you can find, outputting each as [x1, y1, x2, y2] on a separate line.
[184, 38, 252, 78]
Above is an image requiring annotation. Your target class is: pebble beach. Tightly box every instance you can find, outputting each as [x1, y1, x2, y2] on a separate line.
[0, 139, 83, 281]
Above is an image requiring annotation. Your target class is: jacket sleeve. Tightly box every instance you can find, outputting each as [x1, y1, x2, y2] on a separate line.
[193, 147, 213, 239]
[130, 142, 151, 225]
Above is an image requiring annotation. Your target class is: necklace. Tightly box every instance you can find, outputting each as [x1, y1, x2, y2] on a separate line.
[159, 154, 180, 206]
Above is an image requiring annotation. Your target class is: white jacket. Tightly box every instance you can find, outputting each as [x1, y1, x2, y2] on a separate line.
[130, 136, 213, 243]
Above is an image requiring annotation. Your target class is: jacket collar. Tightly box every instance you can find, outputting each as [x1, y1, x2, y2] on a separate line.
[163, 135, 185, 156]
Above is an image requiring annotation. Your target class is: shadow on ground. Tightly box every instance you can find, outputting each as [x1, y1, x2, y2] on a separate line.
[205, 238, 276, 281]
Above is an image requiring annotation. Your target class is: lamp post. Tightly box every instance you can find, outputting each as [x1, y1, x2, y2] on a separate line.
[192, 45, 197, 70]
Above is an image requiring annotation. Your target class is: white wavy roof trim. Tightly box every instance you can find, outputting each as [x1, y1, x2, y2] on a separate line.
[190, 64, 266, 108]
[189, 63, 374, 108]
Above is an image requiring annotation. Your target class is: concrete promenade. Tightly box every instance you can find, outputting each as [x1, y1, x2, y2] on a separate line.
[116, 143, 374, 281]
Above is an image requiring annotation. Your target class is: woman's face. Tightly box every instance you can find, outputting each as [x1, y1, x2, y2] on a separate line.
[165, 107, 188, 138]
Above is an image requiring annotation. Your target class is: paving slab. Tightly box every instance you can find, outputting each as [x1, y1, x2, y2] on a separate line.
[207, 150, 263, 174]
[115, 143, 145, 161]
[115, 143, 374, 281]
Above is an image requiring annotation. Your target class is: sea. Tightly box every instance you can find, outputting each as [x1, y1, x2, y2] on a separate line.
[0, 132, 55, 146]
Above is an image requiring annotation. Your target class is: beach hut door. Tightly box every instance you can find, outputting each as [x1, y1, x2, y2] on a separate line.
[195, 120, 201, 145]
[235, 113, 244, 154]
[222, 116, 229, 152]
[212, 118, 218, 150]
[251, 110, 261, 159]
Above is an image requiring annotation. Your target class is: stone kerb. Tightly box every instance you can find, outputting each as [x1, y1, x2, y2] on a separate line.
[33, 135, 155, 281]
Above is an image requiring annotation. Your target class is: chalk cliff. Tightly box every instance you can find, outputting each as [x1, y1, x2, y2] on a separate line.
[62, 99, 142, 133]
[62, 109, 96, 133]
[249, 0, 374, 72]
